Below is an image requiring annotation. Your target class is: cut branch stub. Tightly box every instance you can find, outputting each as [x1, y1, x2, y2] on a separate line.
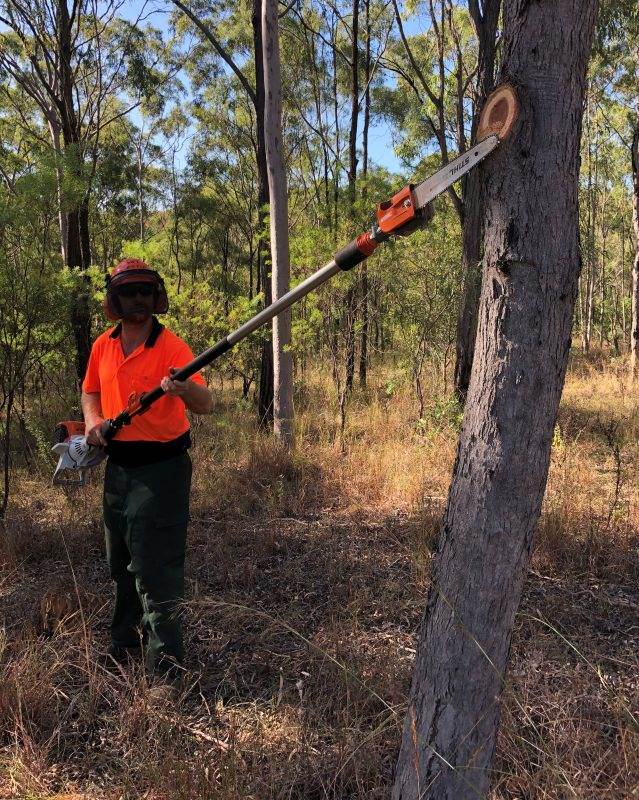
[477, 83, 519, 142]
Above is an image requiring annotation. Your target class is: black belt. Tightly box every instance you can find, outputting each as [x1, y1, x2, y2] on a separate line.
[106, 430, 191, 467]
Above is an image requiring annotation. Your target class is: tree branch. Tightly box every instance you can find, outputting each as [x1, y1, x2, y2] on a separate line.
[390, 0, 441, 109]
[171, 0, 257, 108]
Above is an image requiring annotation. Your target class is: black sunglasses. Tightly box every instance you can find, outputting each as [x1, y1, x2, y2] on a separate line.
[117, 283, 156, 298]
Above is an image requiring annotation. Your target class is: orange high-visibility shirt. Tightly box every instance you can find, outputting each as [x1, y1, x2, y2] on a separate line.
[82, 318, 206, 442]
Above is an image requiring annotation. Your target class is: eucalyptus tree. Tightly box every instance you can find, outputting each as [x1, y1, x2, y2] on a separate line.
[0, 0, 172, 376]
[595, 1, 639, 373]
[384, 0, 500, 401]
[262, 0, 293, 446]
[392, 0, 599, 797]
[172, 0, 277, 422]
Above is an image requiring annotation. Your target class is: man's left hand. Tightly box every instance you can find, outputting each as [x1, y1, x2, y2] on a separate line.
[161, 367, 190, 397]
[161, 366, 213, 414]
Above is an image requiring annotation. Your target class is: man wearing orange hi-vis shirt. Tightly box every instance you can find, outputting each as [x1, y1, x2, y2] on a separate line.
[82, 259, 212, 688]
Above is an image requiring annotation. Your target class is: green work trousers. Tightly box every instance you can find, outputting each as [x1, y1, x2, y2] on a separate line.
[103, 452, 192, 677]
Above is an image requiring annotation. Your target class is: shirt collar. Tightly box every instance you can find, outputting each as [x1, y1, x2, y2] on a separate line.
[109, 316, 164, 348]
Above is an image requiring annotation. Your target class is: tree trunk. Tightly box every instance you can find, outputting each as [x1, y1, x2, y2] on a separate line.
[1, 392, 14, 518]
[621, 220, 627, 344]
[347, 0, 359, 208]
[599, 215, 607, 348]
[359, 0, 371, 388]
[345, 0, 360, 393]
[57, 0, 92, 380]
[262, 0, 294, 447]
[392, 3, 598, 798]
[453, 0, 501, 402]
[253, 0, 274, 424]
[331, 14, 340, 236]
[630, 117, 639, 378]
[583, 97, 596, 353]
[137, 138, 145, 243]
[46, 114, 68, 264]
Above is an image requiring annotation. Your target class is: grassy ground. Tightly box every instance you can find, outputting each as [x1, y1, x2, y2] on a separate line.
[1, 353, 638, 799]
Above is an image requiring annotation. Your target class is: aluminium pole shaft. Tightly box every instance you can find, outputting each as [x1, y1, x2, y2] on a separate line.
[168, 258, 340, 383]
[106, 257, 344, 434]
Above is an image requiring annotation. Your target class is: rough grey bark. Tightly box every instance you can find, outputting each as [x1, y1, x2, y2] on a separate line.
[453, 0, 501, 402]
[392, 2, 598, 799]
[630, 117, 639, 377]
[262, 0, 294, 447]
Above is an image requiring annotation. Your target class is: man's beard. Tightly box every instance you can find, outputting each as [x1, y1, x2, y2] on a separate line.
[123, 306, 152, 323]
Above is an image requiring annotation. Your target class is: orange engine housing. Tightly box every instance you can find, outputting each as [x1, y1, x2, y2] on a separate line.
[54, 420, 85, 444]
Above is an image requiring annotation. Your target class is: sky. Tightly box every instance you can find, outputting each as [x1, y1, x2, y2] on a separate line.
[122, 0, 408, 175]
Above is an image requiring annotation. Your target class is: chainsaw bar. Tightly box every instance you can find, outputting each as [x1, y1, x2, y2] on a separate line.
[412, 134, 500, 212]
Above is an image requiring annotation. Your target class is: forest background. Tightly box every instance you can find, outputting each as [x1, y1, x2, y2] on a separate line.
[0, 0, 638, 798]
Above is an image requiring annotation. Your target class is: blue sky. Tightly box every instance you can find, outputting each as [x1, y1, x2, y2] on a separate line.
[124, 0, 408, 174]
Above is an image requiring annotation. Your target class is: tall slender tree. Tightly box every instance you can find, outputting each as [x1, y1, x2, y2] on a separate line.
[631, 118, 639, 377]
[453, 0, 501, 402]
[392, 1, 599, 797]
[172, 0, 274, 422]
[262, 0, 293, 446]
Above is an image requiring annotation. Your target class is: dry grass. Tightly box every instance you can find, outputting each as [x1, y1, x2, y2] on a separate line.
[1, 354, 638, 799]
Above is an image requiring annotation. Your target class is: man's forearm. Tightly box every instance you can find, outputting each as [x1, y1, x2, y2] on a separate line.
[81, 391, 104, 428]
[182, 381, 213, 414]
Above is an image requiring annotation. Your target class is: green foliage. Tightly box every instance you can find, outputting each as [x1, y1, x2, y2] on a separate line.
[0, 0, 634, 484]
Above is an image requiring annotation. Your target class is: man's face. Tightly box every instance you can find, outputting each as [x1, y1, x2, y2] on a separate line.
[117, 282, 156, 323]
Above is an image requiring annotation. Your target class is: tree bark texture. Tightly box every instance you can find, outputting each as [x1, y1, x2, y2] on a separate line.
[453, 0, 501, 402]
[630, 117, 639, 378]
[262, 0, 294, 447]
[393, 2, 598, 799]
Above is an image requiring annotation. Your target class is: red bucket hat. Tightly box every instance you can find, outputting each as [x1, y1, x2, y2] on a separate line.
[103, 258, 169, 321]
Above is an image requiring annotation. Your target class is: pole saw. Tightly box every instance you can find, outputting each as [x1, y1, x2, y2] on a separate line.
[52, 84, 519, 486]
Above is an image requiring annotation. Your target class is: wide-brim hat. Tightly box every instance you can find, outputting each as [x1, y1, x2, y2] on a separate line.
[103, 258, 169, 321]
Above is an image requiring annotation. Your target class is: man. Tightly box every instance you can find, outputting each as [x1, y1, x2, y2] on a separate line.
[82, 258, 212, 687]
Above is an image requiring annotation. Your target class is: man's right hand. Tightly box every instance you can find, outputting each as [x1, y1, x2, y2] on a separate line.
[86, 419, 108, 448]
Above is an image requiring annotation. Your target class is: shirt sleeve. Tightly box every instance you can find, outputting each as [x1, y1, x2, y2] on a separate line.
[82, 339, 102, 394]
[171, 338, 206, 386]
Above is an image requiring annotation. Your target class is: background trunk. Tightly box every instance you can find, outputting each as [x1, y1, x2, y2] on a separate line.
[359, 0, 371, 388]
[57, 0, 92, 379]
[393, 2, 598, 798]
[262, 0, 294, 447]
[345, 0, 360, 393]
[253, 0, 274, 424]
[453, 0, 500, 402]
[630, 117, 639, 378]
